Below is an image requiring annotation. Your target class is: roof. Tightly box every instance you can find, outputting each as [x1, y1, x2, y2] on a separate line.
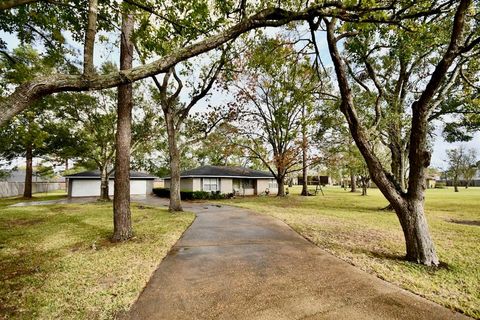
[164, 165, 274, 179]
[65, 170, 156, 180]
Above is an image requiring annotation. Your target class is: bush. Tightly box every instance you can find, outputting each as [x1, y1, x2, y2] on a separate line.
[435, 182, 447, 189]
[152, 188, 233, 200]
[153, 188, 170, 198]
[192, 191, 210, 200]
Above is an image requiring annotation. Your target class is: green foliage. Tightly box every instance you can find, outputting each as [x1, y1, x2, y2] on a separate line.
[152, 188, 232, 200]
[435, 182, 446, 189]
[35, 163, 55, 180]
[0, 168, 11, 181]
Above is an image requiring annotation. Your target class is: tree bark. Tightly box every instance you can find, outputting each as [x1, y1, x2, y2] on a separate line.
[23, 145, 33, 198]
[362, 183, 367, 196]
[276, 176, 285, 196]
[301, 122, 308, 196]
[453, 175, 459, 192]
[100, 165, 110, 200]
[65, 158, 69, 191]
[0, 0, 39, 10]
[112, 12, 134, 242]
[350, 171, 356, 192]
[83, 0, 98, 76]
[390, 136, 406, 191]
[165, 112, 183, 212]
[397, 198, 438, 264]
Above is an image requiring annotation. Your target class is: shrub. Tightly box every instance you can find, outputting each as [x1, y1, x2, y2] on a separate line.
[152, 188, 233, 200]
[192, 191, 210, 200]
[153, 188, 170, 198]
[435, 182, 447, 189]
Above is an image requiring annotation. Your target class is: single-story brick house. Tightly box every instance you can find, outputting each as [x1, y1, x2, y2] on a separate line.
[163, 165, 278, 196]
[65, 170, 156, 197]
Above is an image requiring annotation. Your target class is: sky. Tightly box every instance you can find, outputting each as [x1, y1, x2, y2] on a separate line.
[0, 24, 478, 171]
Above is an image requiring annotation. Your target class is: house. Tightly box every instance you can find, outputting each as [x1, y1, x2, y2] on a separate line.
[163, 165, 278, 196]
[65, 170, 156, 197]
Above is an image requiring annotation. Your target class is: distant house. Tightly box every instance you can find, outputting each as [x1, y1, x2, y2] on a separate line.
[163, 165, 278, 196]
[65, 170, 156, 197]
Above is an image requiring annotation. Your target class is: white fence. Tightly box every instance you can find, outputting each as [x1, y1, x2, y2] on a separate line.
[0, 182, 66, 198]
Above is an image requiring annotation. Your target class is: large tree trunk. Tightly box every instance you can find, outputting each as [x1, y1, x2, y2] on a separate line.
[276, 176, 285, 196]
[165, 112, 183, 212]
[453, 175, 459, 192]
[23, 144, 33, 198]
[390, 140, 406, 191]
[395, 198, 438, 265]
[361, 176, 369, 196]
[300, 144, 308, 196]
[65, 158, 69, 192]
[112, 12, 134, 242]
[301, 105, 308, 196]
[100, 165, 110, 200]
[83, 0, 97, 76]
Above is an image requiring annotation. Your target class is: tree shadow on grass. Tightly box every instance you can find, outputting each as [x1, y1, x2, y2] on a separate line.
[353, 247, 451, 272]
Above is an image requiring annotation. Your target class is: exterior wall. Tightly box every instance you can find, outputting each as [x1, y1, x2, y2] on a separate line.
[180, 178, 194, 191]
[242, 188, 255, 196]
[153, 179, 164, 188]
[165, 177, 278, 195]
[146, 180, 154, 194]
[70, 179, 150, 197]
[426, 179, 436, 189]
[192, 178, 201, 191]
[256, 179, 278, 195]
[220, 178, 233, 194]
[163, 178, 197, 191]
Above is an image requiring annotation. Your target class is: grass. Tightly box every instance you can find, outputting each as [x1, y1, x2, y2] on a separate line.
[223, 186, 480, 319]
[0, 194, 195, 319]
[0, 190, 69, 208]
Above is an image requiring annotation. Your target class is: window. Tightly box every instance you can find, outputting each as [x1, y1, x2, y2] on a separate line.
[268, 179, 278, 188]
[203, 178, 219, 191]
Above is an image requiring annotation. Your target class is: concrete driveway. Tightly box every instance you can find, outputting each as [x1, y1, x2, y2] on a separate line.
[125, 201, 468, 320]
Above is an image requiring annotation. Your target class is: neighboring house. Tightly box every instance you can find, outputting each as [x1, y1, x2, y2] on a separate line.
[65, 170, 156, 197]
[163, 165, 278, 196]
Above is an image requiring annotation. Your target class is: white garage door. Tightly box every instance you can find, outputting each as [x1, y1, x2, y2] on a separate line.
[70, 179, 147, 197]
[71, 180, 102, 197]
[130, 180, 147, 195]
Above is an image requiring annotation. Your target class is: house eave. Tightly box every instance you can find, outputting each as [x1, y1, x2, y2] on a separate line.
[66, 176, 156, 180]
[163, 175, 274, 180]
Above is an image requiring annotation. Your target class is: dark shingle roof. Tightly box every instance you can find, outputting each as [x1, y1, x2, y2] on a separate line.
[165, 165, 274, 179]
[65, 170, 156, 180]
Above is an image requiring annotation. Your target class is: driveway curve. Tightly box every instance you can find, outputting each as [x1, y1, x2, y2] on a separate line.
[126, 199, 469, 320]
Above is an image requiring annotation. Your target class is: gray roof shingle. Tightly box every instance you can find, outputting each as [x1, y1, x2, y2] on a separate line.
[165, 165, 274, 179]
[65, 170, 156, 180]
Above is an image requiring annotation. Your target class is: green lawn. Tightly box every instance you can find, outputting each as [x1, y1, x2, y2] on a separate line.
[223, 186, 480, 318]
[0, 193, 194, 319]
